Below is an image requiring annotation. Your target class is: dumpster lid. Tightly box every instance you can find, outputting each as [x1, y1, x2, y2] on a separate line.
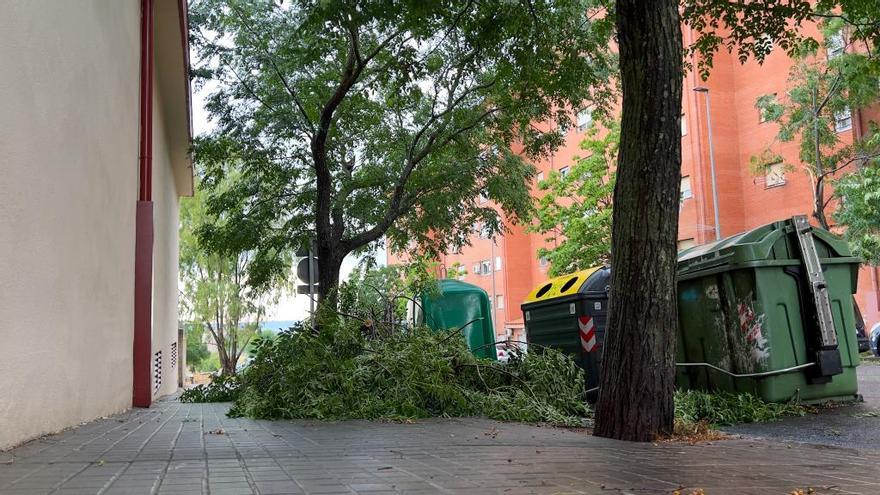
[523, 266, 602, 303]
[429, 278, 489, 297]
[677, 216, 857, 276]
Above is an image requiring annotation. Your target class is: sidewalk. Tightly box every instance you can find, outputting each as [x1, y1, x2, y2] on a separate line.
[725, 365, 880, 450]
[1, 398, 878, 495]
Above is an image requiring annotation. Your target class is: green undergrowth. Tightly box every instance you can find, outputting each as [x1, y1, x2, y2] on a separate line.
[180, 374, 240, 403]
[214, 321, 590, 425]
[674, 389, 809, 427]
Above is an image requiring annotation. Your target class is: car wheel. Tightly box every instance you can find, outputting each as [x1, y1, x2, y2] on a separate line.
[873, 331, 880, 357]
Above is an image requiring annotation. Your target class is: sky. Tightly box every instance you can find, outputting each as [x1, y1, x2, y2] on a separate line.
[191, 83, 384, 322]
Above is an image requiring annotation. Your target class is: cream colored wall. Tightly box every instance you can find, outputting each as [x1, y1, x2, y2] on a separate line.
[151, 78, 181, 399]
[0, 0, 141, 450]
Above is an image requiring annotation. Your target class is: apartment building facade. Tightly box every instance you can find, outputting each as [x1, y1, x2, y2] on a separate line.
[388, 24, 880, 345]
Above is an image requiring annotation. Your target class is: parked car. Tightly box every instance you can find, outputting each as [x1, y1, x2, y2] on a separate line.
[870, 322, 880, 357]
[854, 299, 869, 353]
[494, 342, 524, 363]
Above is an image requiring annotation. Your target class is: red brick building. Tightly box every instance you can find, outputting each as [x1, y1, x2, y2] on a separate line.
[388, 24, 880, 344]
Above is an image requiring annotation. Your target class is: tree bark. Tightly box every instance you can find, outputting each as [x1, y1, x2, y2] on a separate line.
[316, 245, 343, 308]
[814, 179, 830, 230]
[594, 0, 683, 442]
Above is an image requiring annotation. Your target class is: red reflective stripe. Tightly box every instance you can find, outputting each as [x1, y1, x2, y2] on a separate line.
[578, 316, 597, 352]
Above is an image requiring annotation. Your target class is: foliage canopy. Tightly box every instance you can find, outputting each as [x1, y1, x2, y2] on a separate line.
[750, 22, 880, 230]
[530, 123, 617, 276]
[190, 0, 616, 301]
[179, 178, 286, 375]
[834, 158, 880, 264]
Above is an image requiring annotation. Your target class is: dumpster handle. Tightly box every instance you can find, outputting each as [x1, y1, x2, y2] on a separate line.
[584, 362, 815, 396]
[675, 361, 815, 378]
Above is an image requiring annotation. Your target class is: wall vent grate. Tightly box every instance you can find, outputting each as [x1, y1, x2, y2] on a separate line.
[169, 342, 178, 370]
[153, 350, 162, 394]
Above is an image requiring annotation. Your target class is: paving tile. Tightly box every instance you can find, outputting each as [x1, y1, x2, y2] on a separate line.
[2, 399, 880, 495]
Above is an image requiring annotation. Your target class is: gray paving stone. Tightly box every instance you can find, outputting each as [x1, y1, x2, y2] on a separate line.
[1, 398, 879, 494]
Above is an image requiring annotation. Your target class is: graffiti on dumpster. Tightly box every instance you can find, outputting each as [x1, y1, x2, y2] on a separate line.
[705, 284, 719, 300]
[737, 296, 770, 363]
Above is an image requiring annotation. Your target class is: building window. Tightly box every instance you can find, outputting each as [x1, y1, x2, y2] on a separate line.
[765, 162, 786, 188]
[536, 171, 544, 183]
[826, 32, 845, 59]
[472, 263, 480, 275]
[450, 245, 461, 255]
[577, 108, 593, 131]
[539, 256, 549, 267]
[496, 294, 505, 309]
[559, 166, 570, 178]
[494, 256, 502, 271]
[678, 238, 697, 251]
[481, 260, 491, 275]
[835, 108, 852, 132]
[681, 113, 687, 136]
[478, 190, 488, 203]
[680, 176, 693, 200]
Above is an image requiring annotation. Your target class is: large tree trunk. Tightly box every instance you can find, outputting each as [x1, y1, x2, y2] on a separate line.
[594, 0, 683, 442]
[220, 357, 237, 377]
[316, 244, 343, 308]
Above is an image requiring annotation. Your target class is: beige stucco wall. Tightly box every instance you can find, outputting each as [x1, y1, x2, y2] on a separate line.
[0, 0, 188, 450]
[0, 0, 141, 450]
[151, 77, 181, 399]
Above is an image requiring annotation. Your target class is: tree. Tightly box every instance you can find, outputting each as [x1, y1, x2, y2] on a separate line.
[445, 262, 468, 280]
[179, 179, 285, 375]
[337, 257, 439, 336]
[190, 0, 616, 306]
[597, 0, 880, 441]
[184, 322, 211, 372]
[593, 0, 683, 442]
[751, 23, 880, 230]
[683, 1, 880, 80]
[531, 122, 618, 276]
[834, 151, 880, 263]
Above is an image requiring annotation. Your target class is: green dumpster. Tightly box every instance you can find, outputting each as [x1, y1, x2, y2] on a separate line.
[676, 215, 861, 403]
[521, 267, 611, 399]
[416, 279, 498, 360]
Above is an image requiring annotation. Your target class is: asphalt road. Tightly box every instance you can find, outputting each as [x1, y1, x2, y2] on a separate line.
[725, 361, 880, 451]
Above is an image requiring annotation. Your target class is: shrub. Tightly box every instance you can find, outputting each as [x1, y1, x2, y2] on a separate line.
[180, 374, 240, 403]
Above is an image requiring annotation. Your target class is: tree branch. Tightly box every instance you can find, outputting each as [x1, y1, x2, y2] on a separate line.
[342, 107, 503, 250]
[228, 3, 315, 134]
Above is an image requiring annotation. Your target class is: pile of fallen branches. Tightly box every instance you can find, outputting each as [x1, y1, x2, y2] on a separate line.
[224, 320, 590, 425]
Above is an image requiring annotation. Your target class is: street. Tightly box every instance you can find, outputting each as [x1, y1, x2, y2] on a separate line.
[726, 363, 880, 450]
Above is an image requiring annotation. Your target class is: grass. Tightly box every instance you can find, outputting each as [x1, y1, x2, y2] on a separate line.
[674, 389, 809, 427]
